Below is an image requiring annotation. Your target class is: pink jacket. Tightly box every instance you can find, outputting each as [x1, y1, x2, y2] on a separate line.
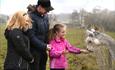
[49, 38, 81, 69]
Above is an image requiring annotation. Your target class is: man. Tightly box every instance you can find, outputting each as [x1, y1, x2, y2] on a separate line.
[26, 0, 54, 70]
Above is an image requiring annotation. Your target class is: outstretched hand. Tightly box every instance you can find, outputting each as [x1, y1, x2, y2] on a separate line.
[80, 49, 90, 54]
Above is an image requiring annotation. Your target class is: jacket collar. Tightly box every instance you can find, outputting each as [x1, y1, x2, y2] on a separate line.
[54, 37, 65, 43]
[34, 10, 45, 18]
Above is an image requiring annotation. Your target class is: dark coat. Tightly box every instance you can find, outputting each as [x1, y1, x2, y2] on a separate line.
[26, 11, 49, 52]
[25, 11, 49, 70]
[4, 28, 33, 70]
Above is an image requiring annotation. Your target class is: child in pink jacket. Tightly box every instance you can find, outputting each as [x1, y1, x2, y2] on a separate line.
[48, 24, 88, 70]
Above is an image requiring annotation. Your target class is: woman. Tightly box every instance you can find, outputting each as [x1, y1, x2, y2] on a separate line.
[4, 11, 34, 70]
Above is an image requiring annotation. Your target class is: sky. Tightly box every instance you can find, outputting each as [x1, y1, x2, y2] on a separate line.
[0, 0, 115, 15]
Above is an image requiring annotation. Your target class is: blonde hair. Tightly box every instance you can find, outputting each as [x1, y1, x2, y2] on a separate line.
[6, 11, 32, 31]
[48, 24, 66, 42]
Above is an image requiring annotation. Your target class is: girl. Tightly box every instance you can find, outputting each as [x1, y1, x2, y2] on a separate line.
[48, 24, 89, 70]
[4, 11, 34, 70]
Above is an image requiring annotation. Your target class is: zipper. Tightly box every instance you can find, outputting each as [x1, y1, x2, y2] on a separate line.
[27, 62, 29, 70]
[18, 57, 29, 70]
[18, 57, 22, 68]
[27, 36, 30, 70]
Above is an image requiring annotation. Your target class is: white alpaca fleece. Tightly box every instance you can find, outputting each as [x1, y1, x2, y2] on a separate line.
[93, 38, 100, 45]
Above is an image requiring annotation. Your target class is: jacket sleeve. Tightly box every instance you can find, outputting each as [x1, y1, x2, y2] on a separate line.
[10, 30, 33, 62]
[26, 25, 47, 51]
[25, 15, 47, 51]
[65, 40, 81, 54]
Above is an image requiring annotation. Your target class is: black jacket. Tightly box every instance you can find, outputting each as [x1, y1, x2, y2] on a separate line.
[4, 28, 33, 70]
[26, 11, 49, 52]
[25, 11, 49, 70]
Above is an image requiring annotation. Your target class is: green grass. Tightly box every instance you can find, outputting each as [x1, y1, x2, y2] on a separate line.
[0, 24, 115, 70]
[106, 32, 115, 39]
[66, 28, 85, 48]
[0, 24, 7, 70]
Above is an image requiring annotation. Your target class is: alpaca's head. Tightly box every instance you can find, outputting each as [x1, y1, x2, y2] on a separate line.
[85, 29, 101, 51]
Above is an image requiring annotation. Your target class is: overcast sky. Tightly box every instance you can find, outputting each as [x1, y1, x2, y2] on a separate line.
[0, 0, 115, 15]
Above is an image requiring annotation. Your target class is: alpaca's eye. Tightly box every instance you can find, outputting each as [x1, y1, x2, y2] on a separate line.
[89, 34, 93, 37]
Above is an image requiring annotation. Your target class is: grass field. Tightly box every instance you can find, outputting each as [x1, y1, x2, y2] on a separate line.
[0, 24, 115, 70]
[0, 24, 7, 70]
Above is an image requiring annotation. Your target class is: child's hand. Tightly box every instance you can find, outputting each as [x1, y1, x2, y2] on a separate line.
[80, 49, 89, 54]
[62, 50, 69, 54]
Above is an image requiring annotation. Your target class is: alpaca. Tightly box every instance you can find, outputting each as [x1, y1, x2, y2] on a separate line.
[85, 29, 115, 70]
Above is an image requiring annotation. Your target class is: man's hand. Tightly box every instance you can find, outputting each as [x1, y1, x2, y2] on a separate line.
[47, 44, 51, 51]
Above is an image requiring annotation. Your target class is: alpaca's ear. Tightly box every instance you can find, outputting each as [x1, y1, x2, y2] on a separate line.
[94, 24, 105, 32]
[86, 29, 94, 36]
[99, 26, 105, 32]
